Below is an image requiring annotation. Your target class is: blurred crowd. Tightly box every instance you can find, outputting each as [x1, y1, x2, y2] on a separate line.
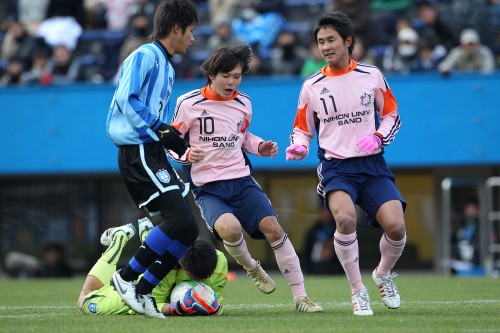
[0, 0, 499, 87]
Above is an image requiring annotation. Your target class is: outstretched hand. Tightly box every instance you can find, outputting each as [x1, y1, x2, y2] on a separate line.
[259, 140, 278, 159]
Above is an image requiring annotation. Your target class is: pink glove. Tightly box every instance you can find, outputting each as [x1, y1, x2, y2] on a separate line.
[356, 135, 382, 154]
[286, 144, 308, 160]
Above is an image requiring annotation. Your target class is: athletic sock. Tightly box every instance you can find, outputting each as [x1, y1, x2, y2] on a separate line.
[223, 234, 257, 271]
[334, 231, 364, 292]
[376, 233, 407, 277]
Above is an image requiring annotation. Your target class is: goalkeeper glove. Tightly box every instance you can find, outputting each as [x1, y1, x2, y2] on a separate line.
[285, 144, 308, 161]
[155, 123, 188, 156]
[356, 135, 382, 154]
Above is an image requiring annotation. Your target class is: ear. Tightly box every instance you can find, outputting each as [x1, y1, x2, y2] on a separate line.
[345, 35, 353, 48]
[173, 23, 181, 35]
[208, 74, 216, 82]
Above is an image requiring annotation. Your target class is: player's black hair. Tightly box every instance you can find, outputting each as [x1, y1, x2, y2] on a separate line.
[200, 44, 253, 84]
[179, 239, 217, 281]
[313, 11, 356, 55]
[150, 0, 199, 40]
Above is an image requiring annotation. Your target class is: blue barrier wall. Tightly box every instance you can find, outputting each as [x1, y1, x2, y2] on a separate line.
[1, 73, 499, 174]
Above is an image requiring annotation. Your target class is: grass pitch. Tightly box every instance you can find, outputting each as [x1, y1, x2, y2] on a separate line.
[0, 272, 499, 333]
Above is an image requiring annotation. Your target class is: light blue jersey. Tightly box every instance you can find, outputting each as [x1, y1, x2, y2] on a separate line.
[106, 41, 175, 146]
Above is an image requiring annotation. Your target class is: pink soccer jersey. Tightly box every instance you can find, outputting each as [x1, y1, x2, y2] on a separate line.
[290, 60, 401, 160]
[170, 86, 263, 187]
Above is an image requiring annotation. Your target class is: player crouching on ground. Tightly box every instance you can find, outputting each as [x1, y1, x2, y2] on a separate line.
[77, 218, 227, 317]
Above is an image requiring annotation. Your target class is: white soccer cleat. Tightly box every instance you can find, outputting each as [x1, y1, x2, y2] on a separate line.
[246, 261, 276, 294]
[137, 217, 154, 242]
[295, 296, 324, 313]
[141, 294, 166, 319]
[111, 269, 144, 314]
[100, 223, 136, 247]
[352, 288, 373, 316]
[372, 269, 400, 309]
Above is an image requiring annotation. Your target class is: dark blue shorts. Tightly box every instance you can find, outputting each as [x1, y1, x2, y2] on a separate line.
[317, 154, 406, 227]
[192, 176, 277, 241]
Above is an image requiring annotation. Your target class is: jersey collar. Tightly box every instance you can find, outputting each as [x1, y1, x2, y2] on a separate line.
[321, 59, 357, 76]
[201, 85, 238, 101]
[153, 40, 173, 60]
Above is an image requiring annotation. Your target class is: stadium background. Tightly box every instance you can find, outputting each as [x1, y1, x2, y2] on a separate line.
[2, 0, 500, 277]
[1, 71, 499, 275]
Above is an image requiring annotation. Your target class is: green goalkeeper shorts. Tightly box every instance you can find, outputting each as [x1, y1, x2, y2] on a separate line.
[81, 284, 136, 315]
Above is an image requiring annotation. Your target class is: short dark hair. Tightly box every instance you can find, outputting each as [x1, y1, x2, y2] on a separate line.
[179, 239, 217, 280]
[150, 0, 199, 40]
[200, 44, 253, 84]
[313, 11, 356, 55]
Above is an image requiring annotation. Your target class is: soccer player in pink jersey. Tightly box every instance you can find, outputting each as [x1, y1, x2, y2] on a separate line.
[169, 44, 322, 313]
[287, 11, 407, 316]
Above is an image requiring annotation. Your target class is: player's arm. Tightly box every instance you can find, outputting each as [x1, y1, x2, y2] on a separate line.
[374, 77, 401, 147]
[287, 88, 315, 160]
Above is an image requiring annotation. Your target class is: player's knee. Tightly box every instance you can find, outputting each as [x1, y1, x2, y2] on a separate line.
[215, 219, 242, 241]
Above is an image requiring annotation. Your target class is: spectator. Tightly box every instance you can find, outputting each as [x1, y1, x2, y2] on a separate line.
[302, 206, 343, 275]
[270, 29, 308, 76]
[412, 0, 457, 51]
[25, 47, 53, 85]
[445, 0, 492, 47]
[0, 56, 26, 86]
[1, 20, 37, 69]
[46, 44, 83, 84]
[450, 197, 481, 274]
[382, 27, 421, 73]
[0, 0, 16, 33]
[207, 20, 244, 52]
[300, 40, 327, 78]
[4, 242, 73, 278]
[438, 28, 496, 75]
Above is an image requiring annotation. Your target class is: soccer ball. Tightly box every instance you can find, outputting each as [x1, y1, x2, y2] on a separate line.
[170, 280, 198, 303]
[170, 280, 221, 316]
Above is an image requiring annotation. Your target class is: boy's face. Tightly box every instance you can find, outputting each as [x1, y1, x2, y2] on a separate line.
[316, 27, 351, 68]
[172, 23, 196, 55]
[209, 65, 242, 100]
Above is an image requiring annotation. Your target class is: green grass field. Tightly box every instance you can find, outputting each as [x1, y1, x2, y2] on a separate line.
[1, 272, 499, 333]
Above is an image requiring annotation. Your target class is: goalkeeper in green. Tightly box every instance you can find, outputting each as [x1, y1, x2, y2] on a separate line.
[77, 218, 227, 316]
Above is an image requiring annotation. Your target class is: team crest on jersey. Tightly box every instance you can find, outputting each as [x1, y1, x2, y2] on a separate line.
[156, 169, 171, 183]
[360, 92, 373, 106]
[236, 120, 242, 132]
[87, 302, 97, 313]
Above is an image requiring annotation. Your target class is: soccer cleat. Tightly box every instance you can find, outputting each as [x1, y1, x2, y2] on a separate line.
[372, 269, 400, 309]
[352, 289, 373, 316]
[295, 296, 324, 313]
[141, 294, 166, 319]
[111, 269, 144, 314]
[100, 223, 136, 247]
[137, 217, 154, 242]
[246, 261, 276, 294]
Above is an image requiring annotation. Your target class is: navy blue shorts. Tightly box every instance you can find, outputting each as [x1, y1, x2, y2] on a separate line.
[192, 176, 277, 241]
[317, 154, 406, 227]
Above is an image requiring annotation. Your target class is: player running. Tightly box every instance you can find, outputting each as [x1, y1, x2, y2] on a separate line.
[77, 218, 227, 317]
[286, 11, 407, 316]
[168, 44, 322, 313]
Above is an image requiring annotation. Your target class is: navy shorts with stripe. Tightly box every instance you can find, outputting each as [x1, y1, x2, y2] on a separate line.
[118, 142, 188, 211]
[192, 176, 277, 241]
[317, 153, 406, 227]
